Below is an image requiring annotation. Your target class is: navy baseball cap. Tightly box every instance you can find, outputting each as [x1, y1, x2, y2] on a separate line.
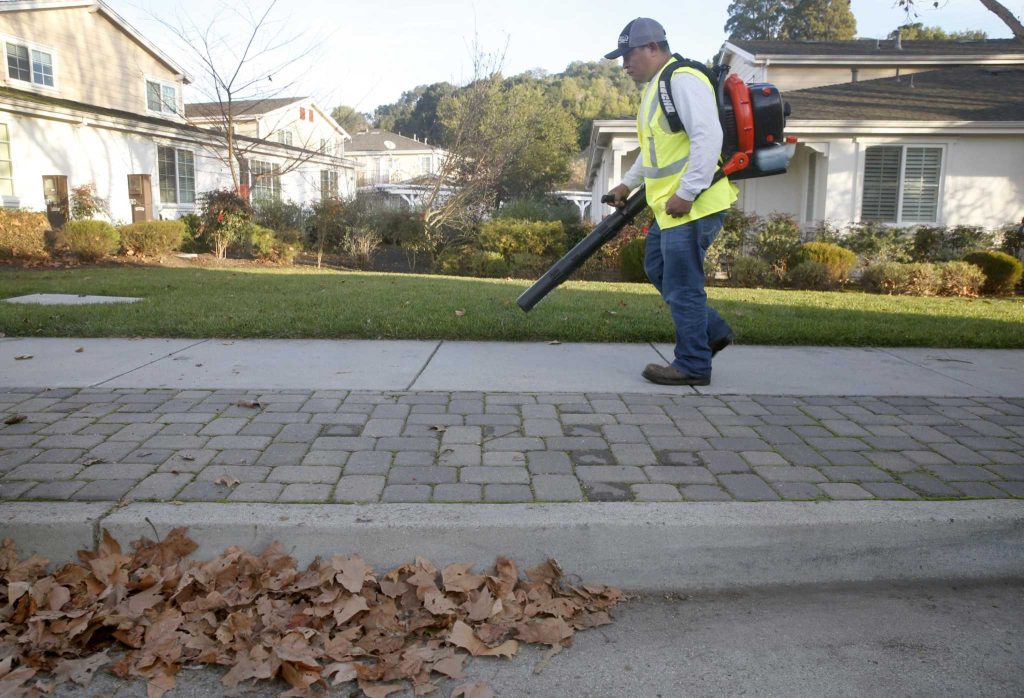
[604, 18, 667, 59]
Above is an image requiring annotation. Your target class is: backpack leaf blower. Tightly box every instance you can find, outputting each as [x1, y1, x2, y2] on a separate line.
[517, 57, 795, 313]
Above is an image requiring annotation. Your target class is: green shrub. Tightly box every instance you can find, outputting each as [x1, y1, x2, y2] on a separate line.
[177, 213, 206, 253]
[240, 224, 299, 264]
[55, 220, 119, 261]
[807, 219, 843, 244]
[253, 197, 307, 241]
[861, 262, 939, 296]
[198, 189, 253, 258]
[722, 206, 758, 256]
[118, 220, 186, 257]
[508, 252, 549, 278]
[731, 256, 773, 287]
[788, 260, 833, 290]
[790, 242, 858, 285]
[912, 224, 995, 262]
[753, 213, 801, 271]
[478, 219, 566, 259]
[962, 250, 1023, 295]
[69, 183, 110, 220]
[1000, 221, 1024, 260]
[436, 247, 510, 278]
[619, 236, 647, 283]
[842, 222, 911, 265]
[497, 196, 579, 226]
[937, 261, 986, 298]
[341, 226, 381, 269]
[0, 209, 50, 259]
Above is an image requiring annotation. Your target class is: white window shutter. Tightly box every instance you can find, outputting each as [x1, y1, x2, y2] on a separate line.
[900, 147, 941, 223]
[861, 146, 901, 222]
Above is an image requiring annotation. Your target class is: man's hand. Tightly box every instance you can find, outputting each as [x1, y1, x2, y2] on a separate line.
[605, 184, 630, 209]
[666, 195, 693, 218]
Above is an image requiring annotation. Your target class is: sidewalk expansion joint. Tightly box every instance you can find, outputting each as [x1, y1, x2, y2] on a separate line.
[91, 338, 211, 388]
[406, 340, 443, 391]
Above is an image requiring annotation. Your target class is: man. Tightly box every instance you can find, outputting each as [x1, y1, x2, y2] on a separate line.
[604, 18, 737, 386]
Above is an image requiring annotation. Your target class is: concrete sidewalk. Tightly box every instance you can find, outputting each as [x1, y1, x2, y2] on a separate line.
[2, 337, 1022, 590]
[2, 337, 1024, 395]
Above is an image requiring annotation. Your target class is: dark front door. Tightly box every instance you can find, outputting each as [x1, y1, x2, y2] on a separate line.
[127, 174, 152, 223]
[43, 175, 69, 229]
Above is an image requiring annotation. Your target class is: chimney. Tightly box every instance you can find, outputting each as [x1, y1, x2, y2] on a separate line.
[895, 29, 903, 50]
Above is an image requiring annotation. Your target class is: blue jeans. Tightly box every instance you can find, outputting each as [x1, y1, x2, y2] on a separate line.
[644, 213, 732, 378]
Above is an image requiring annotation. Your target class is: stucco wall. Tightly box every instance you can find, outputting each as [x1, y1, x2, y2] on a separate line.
[0, 6, 184, 118]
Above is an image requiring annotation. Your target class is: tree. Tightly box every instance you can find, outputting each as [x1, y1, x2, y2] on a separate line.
[330, 106, 370, 134]
[890, 22, 987, 40]
[724, 0, 796, 40]
[782, 0, 857, 40]
[159, 0, 333, 192]
[897, 1, 1024, 41]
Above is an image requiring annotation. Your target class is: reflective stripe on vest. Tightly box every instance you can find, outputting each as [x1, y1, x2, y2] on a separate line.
[636, 62, 737, 229]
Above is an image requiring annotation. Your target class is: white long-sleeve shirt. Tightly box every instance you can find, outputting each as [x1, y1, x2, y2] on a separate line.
[621, 62, 722, 202]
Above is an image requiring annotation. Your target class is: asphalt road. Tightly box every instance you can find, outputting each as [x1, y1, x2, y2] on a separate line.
[50, 579, 1023, 697]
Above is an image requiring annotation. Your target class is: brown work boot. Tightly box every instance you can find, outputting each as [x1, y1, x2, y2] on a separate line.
[642, 364, 711, 386]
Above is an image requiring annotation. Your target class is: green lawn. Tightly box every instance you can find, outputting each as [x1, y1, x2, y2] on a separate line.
[0, 266, 1021, 347]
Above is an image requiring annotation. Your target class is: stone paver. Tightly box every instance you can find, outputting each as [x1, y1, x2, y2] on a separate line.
[1, 388, 1022, 504]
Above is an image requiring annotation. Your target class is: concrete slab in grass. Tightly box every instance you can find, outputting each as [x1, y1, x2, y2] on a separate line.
[662, 345, 984, 397]
[0, 338, 201, 388]
[0, 502, 111, 562]
[5, 294, 142, 305]
[94, 500, 1024, 591]
[103, 339, 439, 390]
[413, 341, 681, 393]
[882, 348, 1024, 397]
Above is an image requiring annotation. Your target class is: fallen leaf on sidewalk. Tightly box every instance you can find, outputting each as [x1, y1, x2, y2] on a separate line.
[214, 475, 240, 487]
[3, 415, 26, 425]
[14, 355, 32, 360]
[428, 425, 447, 433]
[546, 340, 562, 345]
[75, 347, 84, 353]
[235, 400, 263, 409]
[81, 458, 106, 466]
[451, 682, 496, 698]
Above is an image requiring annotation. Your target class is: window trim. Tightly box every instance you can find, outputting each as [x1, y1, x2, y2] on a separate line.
[145, 76, 179, 116]
[249, 159, 282, 200]
[3, 34, 57, 91]
[0, 122, 13, 197]
[157, 144, 196, 207]
[320, 169, 339, 198]
[858, 142, 946, 225]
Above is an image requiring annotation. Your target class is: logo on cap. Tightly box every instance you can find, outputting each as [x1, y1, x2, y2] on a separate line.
[619, 34, 628, 45]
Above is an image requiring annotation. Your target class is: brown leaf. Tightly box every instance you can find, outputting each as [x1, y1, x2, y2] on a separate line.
[359, 680, 405, 698]
[464, 587, 500, 622]
[3, 414, 26, 425]
[334, 594, 369, 625]
[447, 620, 518, 657]
[431, 655, 466, 679]
[52, 653, 109, 686]
[442, 563, 485, 593]
[514, 617, 574, 646]
[14, 354, 32, 360]
[235, 400, 263, 409]
[451, 681, 496, 698]
[324, 661, 357, 685]
[333, 554, 370, 593]
[76, 347, 85, 353]
[454, 309, 466, 317]
[214, 475, 240, 488]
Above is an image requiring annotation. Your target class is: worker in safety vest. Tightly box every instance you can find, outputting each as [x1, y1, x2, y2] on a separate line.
[604, 18, 737, 386]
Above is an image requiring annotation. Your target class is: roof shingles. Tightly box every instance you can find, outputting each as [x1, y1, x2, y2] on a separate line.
[785, 67, 1024, 121]
[731, 38, 1024, 57]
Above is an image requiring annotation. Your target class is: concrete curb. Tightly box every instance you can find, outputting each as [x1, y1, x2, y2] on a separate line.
[2, 501, 1022, 591]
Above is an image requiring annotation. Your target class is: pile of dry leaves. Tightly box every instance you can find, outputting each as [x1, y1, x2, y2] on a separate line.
[0, 529, 622, 697]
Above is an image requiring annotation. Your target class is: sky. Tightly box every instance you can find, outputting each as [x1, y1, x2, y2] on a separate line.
[109, 0, 1022, 115]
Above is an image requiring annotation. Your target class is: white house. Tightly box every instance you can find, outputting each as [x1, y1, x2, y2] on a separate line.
[586, 38, 1024, 231]
[0, 0, 358, 228]
[346, 129, 446, 187]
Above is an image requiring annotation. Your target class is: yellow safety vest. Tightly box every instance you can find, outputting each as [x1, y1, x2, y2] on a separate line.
[637, 62, 738, 230]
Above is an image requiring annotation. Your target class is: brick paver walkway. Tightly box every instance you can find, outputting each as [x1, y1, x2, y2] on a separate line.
[1, 388, 1022, 504]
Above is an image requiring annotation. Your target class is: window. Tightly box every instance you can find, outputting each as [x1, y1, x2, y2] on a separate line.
[157, 146, 195, 205]
[5, 40, 54, 87]
[250, 160, 281, 200]
[320, 169, 338, 197]
[862, 145, 942, 223]
[0, 124, 12, 196]
[319, 138, 332, 156]
[276, 129, 293, 146]
[146, 79, 177, 114]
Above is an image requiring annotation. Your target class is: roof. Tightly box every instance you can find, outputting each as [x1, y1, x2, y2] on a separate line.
[0, 0, 192, 82]
[785, 66, 1024, 121]
[347, 130, 436, 153]
[728, 38, 1024, 58]
[184, 97, 307, 120]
